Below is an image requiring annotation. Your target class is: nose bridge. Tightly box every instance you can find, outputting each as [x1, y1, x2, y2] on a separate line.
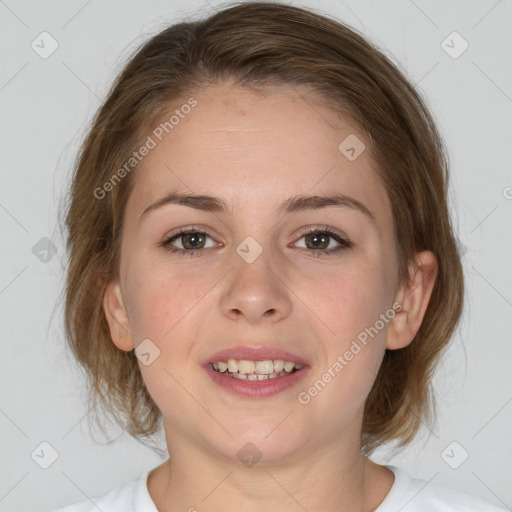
[220, 232, 292, 322]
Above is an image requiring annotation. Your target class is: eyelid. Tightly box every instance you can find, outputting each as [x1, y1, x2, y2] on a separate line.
[161, 223, 352, 256]
[291, 224, 352, 251]
[163, 224, 224, 244]
[162, 224, 348, 244]
[294, 224, 349, 240]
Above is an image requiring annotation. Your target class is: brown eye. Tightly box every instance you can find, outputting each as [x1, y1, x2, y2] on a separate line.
[304, 232, 331, 250]
[161, 228, 217, 257]
[294, 226, 352, 256]
[178, 232, 207, 250]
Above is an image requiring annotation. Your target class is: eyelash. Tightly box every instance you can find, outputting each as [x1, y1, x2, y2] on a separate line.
[160, 224, 353, 258]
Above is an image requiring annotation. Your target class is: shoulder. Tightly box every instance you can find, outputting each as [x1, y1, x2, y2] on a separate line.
[53, 470, 155, 512]
[376, 465, 508, 512]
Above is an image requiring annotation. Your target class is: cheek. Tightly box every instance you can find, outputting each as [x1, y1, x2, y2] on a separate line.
[309, 259, 390, 396]
[124, 261, 208, 341]
[318, 258, 391, 342]
[122, 266, 209, 416]
[310, 347, 383, 427]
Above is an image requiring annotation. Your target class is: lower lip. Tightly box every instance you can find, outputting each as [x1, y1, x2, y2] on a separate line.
[203, 364, 310, 398]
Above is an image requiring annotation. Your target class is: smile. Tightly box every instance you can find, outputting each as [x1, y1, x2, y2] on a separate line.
[209, 358, 303, 380]
[205, 358, 308, 398]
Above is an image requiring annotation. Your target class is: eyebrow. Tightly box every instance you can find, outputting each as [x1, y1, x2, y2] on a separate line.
[140, 191, 376, 223]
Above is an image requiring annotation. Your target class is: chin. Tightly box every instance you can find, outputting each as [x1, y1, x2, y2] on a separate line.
[209, 423, 308, 466]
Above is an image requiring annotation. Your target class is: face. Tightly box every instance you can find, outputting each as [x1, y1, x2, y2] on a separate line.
[104, 82, 417, 465]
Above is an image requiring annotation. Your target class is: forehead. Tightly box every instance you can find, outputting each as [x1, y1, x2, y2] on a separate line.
[127, 83, 392, 232]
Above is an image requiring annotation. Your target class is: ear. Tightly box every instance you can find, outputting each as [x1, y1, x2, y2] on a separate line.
[386, 250, 438, 350]
[103, 278, 135, 352]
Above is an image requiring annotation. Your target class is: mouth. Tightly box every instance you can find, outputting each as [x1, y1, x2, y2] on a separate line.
[203, 347, 310, 398]
[208, 358, 304, 380]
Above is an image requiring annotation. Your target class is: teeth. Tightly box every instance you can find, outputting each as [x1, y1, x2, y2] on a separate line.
[255, 360, 274, 374]
[210, 358, 304, 377]
[237, 360, 256, 374]
[283, 361, 295, 372]
[227, 371, 290, 380]
[273, 359, 284, 372]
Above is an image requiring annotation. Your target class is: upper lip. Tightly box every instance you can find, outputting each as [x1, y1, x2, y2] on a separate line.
[205, 345, 310, 366]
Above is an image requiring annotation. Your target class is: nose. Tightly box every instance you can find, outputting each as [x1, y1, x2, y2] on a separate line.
[220, 247, 293, 324]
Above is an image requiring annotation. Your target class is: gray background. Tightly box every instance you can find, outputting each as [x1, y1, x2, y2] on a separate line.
[0, 0, 511, 510]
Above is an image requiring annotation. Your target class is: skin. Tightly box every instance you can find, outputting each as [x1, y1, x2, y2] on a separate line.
[103, 82, 438, 512]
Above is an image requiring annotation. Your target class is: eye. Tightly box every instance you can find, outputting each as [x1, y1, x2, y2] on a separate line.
[160, 226, 218, 257]
[292, 225, 352, 257]
[160, 224, 352, 258]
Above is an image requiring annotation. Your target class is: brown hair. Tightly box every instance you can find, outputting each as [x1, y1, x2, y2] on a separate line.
[63, 1, 464, 455]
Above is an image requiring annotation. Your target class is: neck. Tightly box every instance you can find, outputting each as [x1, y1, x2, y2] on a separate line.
[148, 431, 394, 512]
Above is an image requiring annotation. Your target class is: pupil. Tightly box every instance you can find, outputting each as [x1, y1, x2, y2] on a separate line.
[181, 232, 330, 251]
[307, 233, 328, 250]
[183, 232, 205, 249]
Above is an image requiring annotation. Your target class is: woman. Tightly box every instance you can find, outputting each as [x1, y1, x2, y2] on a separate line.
[56, 2, 506, 510]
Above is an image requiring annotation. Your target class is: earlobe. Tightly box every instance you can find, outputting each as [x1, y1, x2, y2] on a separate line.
[103, 279, 135, 352]
[386, 250, 438, 351]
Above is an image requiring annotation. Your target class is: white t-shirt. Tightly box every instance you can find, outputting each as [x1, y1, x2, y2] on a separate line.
[53, 465, 507, 511]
